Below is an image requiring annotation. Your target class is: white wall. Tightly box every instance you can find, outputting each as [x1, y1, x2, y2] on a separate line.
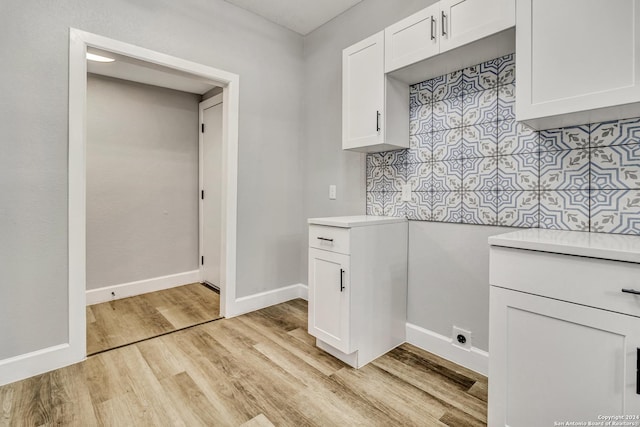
[0, 0, 305, 360]
[86, 74, 200, 290]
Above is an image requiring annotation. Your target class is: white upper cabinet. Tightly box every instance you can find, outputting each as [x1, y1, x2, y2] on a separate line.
[343, 31, 409, 152]
[385, 0, 515, 74]
[516, 0, 640, 129]
[439, 0, 515, 52]
[385, 5, 440, 73]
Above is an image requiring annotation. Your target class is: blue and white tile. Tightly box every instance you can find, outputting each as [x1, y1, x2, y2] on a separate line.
[409, 104, 433, 135]
[539, 125, 590, 151]
[462, 123, 498, 158]
[497, 119, 539, 155]
[433, 128, 463, 161]
[432, 160, 463, 192]
[462, 88, 498, 126]
[539, 190, 590, 231]
[462, 190, 498, 225]
[432, 191, 463, 223]
[403, 192, 431, 220]
[407, 162, 434, 192]
[386, 163, 406, 191]
[433, 96, 463, 130]
[590, 118, 640, 147]
[463, 61, 498, 94]
[366, 192, 385, 216]
[463, 156, 498, 191]
[540, 149, 590, 190]
[496, 53, 515, 86]
[384, 192, 405, 218]
[408, 133, 433, 163]
[368, 166, 401, 192]
[410, 91, 421, 111]
[497, 190, 539, 227]
[591, 144, 640, 189]
[431, 70, 463, 101]
[590, 189, 640, 235]
[387, 149, 408, 167]
[498, 153, 539, 191]
[497, 84, 515, 122]
[366, 166, 384, 192]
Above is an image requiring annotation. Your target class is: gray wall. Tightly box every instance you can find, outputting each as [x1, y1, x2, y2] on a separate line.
[0, 0, 305, 360]
[303, 0, 502, 352]
[86, 75, 200, 290]
[408, 222, 518, 351]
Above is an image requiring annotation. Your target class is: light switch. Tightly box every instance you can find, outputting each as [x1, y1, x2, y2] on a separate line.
[401, 184, 411, 201]
[329, 185, 337, 200]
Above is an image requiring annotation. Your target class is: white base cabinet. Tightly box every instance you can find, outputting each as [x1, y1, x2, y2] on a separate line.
[308, 216, 408, 368]
[489, 230, 640, 426]
[516, 0, 640, 129]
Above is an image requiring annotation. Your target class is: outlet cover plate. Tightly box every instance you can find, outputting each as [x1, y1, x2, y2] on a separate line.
[452, 326, 472, 351]
[401, 184, 412, 201]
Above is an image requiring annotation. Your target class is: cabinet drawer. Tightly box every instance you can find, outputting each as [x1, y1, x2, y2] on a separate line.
[490, 246, 640, 318]
[309, 225, 350, 255]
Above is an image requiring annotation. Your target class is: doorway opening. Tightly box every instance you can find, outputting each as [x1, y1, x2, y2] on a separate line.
[69, 29, 240, 360]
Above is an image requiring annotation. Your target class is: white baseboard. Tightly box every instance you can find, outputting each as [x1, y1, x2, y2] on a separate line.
[226, 283, 307, 318]
[0, 343, 84, 387]
[86, 270, 201, 305]
[406, 323, 489, 376]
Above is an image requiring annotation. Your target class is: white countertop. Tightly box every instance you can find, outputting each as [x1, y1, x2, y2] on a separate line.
[308, 215, 407, 228]
[489, 229, 640, 263]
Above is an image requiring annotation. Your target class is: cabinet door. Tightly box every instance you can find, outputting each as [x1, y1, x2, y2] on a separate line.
[517, 0, 640, 126]
[384, 5, 440, 73]
[342, 31, 384, 150]
[308, 249, 351, 353]
[439, 0, 514, 52]
[489, 287, 640, 426]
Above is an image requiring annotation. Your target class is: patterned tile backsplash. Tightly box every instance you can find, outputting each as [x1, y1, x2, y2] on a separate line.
[366, 54, 640, 235]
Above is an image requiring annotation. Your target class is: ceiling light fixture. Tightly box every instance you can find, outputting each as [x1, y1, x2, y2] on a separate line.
[86, 52, 115, 63]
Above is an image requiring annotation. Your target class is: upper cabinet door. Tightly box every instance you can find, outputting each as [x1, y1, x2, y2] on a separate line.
[384, 5, 440, 73]
[439, 0, 515, 52]
[342, 32, 384, 150]
[517, 0, 640, 129]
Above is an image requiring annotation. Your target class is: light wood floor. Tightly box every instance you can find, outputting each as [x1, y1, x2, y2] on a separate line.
[2, 299, 487, 426]
[86, 283, 221, 355]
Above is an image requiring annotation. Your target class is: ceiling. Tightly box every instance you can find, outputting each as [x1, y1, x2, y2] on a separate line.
[223, 0, 363, 35]
[86, 48, 220, 95]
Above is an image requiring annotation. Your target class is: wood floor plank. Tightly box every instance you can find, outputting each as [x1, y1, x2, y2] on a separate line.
[240, 413, 275, 427]
[331, 363, 449, 425]
[1, 298, 488, 426]
[86, 283, 221, 355]
[372, 346, 487, 422]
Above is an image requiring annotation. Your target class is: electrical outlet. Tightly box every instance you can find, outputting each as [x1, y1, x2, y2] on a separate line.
[329, 185, 337, 200]
[401, 184, 412, 201]
[452, 326, 472, 351]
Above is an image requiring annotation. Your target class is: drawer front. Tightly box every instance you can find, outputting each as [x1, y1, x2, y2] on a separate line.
[490, 246, 640, 317]
[309, 225, 350, 255]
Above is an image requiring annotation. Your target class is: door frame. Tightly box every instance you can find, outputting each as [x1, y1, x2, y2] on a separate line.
[69, 29, 239, 360]
[199, 94, 223, 290]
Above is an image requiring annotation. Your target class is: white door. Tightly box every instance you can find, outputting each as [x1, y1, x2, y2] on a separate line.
[439, 0, 514, 52]
[201, 97, 222, 288]
[308, 248, 351, 353]
[489, 286, 640, 426]
[342, 31, 384, 150]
